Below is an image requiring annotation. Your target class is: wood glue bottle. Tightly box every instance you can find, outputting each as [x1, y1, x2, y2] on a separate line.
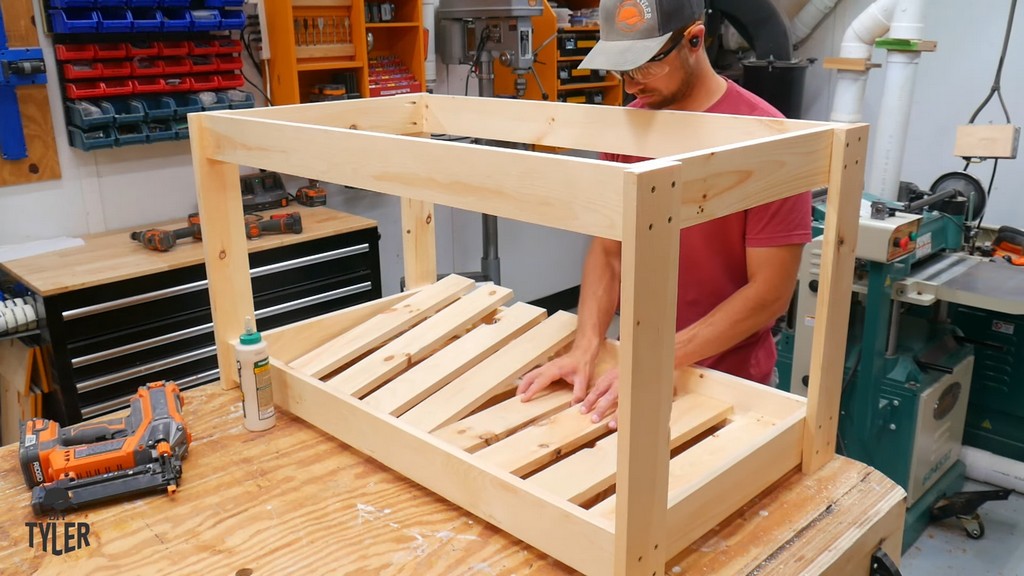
[235, 316, 276, 431]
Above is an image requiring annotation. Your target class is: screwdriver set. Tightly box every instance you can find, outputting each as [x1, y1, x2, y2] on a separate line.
[293, 13, 352, 47]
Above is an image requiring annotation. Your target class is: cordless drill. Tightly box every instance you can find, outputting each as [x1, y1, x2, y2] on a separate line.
[129, 215, 202, 252]
[19, 381, 192, 514]
[245, 212, 303, 239]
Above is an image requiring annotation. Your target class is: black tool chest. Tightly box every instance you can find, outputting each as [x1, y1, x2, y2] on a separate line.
[4, 210, 381, 425]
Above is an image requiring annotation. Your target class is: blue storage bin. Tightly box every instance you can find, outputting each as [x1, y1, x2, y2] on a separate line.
[190, 9, 220, 31]
[160, 7, 190, 31]
[168, 94, 202, 118]
[68, 126, 115, 151]
[114, 124, 148, 146]
[224, 89, 255, 110]
[49, 0, 95, 8]
[173, 120, 190, 140]
[159, 0, 189, 6]
[49, 9, 99, 33]
[199, 91, 231, 112]
[105, 98, 146, 125]
[204, 0, 244, 6]
[130, 7, 162, 31]
[97, 7, 132, 32]
[96, 0, 127, 6]
[131, 95, 176, 121]
[66, 100, 115, 129]
[146, 122, 176, 142]
[217, 8, 244, 30]
[126, 0, 158, 6]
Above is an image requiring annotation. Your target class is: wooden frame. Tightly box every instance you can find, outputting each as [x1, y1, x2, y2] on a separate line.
[188, 94, 868, 576]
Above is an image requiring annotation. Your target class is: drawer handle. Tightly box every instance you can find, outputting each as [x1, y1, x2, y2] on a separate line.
[72, 322, 215, 368]
[76, 345, 217, 393]
[255, 281, 372, 320]
[63, 243, 370, 321]
[79, 368, 219, 420]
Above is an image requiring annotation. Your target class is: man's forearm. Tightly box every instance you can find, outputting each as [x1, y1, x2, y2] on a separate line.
[574, 238, 622, 359]
[674, 282, 788, 369]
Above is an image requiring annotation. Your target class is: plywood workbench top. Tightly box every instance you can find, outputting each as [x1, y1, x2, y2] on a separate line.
[0, 206, 377, 297]
[0, 382, 906, 575]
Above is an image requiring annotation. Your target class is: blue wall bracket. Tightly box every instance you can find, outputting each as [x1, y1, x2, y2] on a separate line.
[0, 5, 47, 161]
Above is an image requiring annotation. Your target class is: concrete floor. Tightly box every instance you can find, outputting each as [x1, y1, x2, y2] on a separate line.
[902, 480, 1024, 576]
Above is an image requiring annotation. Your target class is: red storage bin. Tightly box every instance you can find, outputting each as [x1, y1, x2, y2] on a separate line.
[188, 75, 220, 91]
[216, 73, 244, 89]
[187, 40, 218, 55]
[131, 58, 164, 76]
[100, 61, 131, 77]
[62, 62, 103, 80]
[214, 55, 242, 71]
[161, 57, 191, 75]
[94, 42, 128, 59]
[163, 77, 191, 92]
[158, 41, 190, 57]
[126, 41, 159, 58]
[65, 81, 105, 99]
[56, 44, 96, 61]
[189, 56, 217, 74]
[131, 78, 167, 93]
[213, 38, 242, 54]
[102, 80, 133, 96]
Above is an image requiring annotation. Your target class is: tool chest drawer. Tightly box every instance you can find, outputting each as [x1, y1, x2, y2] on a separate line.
[4, 214, 381, 425]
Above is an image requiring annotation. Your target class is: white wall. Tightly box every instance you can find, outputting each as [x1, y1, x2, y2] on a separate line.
[6, 1, 1020, 302]
[793, 0, 1023, 226]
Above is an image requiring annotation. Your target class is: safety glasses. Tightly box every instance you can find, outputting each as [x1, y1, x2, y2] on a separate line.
[609, 30, 687, 83]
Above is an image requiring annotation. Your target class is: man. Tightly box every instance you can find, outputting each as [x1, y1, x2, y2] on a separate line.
[516, 0, 811, 428]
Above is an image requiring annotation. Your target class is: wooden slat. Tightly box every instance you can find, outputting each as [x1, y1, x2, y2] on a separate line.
[327, 285, 514, 397]
[676, 366, 806, 421]
[421, 94, 826, 159]
[400, 196, 437, 289]
[433, 388, 573, 453]
[269, 360, 616, 576]
[262, 291, 416, 364]
[215, 93, 423, 134]
[189, 115, 247, 389]
[612, 162, 681, 575]
[804, 125, 868, 473]
[197, 113, 627, 241]
[670, 126, 834, 228]
[290, 274, 474, 378]
[475, 402, 612, 476]
[528, 393, 732, 504]
[665, 413, 804, 557]
[363, 302, 546, 415]
[399, 310, 577, 432]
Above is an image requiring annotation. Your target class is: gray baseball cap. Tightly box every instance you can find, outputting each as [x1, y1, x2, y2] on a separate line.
[580, 0, 705, 71]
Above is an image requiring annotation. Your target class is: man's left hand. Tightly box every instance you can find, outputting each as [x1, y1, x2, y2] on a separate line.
[579, 367, 620, 429]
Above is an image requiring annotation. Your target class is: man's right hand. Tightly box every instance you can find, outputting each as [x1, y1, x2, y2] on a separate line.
[516, 349, 596, 405]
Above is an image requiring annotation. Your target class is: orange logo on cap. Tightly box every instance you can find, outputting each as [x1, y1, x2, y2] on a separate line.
[615, 0, 648, 32]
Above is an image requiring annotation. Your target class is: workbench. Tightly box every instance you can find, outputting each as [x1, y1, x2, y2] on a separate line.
[0, 382, 906, 575]
[0, 205, 381, 425]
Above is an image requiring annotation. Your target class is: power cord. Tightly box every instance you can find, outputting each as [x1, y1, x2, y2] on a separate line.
[239, 26, 273, 106]
[465, 26, 490, 97]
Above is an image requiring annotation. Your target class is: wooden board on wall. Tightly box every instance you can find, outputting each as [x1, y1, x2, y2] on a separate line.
[0, 0, 61, 186]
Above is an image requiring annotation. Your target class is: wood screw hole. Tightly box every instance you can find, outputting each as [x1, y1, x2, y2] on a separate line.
[28, 163, 39, 174]
[667, 216, 673, 224]
[648, 223, 653, 231]
[651, 186, 656, 193]
[671, 181, 676, 188]
[236, 570, 254, 576]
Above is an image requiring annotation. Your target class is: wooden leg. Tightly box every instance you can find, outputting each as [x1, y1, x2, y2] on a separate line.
[401, 197, 437, 289]
[803, 125, 868, 473]
[189, 115, 247, 390]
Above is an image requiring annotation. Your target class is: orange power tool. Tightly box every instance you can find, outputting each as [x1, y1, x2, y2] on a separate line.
[18, 381, 192, 515]
[245, 211, 303, 239]
[984, 225, 1024, 266]
[129, 215, 202, 252]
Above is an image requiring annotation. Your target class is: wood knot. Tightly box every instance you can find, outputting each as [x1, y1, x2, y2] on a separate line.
[425, 214, 433, 225]
[218, 249, 227, 260]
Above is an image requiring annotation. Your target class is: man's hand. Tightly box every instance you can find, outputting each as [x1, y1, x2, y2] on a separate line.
[516, 349, 596, 405]
[579, 367, 619, 429]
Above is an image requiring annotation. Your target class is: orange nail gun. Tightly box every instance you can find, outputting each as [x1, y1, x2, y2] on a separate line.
[18, 381, 192, 515]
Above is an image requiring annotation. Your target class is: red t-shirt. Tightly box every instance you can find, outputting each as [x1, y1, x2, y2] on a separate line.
[604, 78, 811, 383]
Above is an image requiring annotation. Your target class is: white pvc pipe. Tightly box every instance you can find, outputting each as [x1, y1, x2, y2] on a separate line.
[866, 0, 926, 200]
[961, 446, 1024, 494]
[791, 0, 840, 46]
[829, 0, 898, 123]
[423, 0, 438, 90]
